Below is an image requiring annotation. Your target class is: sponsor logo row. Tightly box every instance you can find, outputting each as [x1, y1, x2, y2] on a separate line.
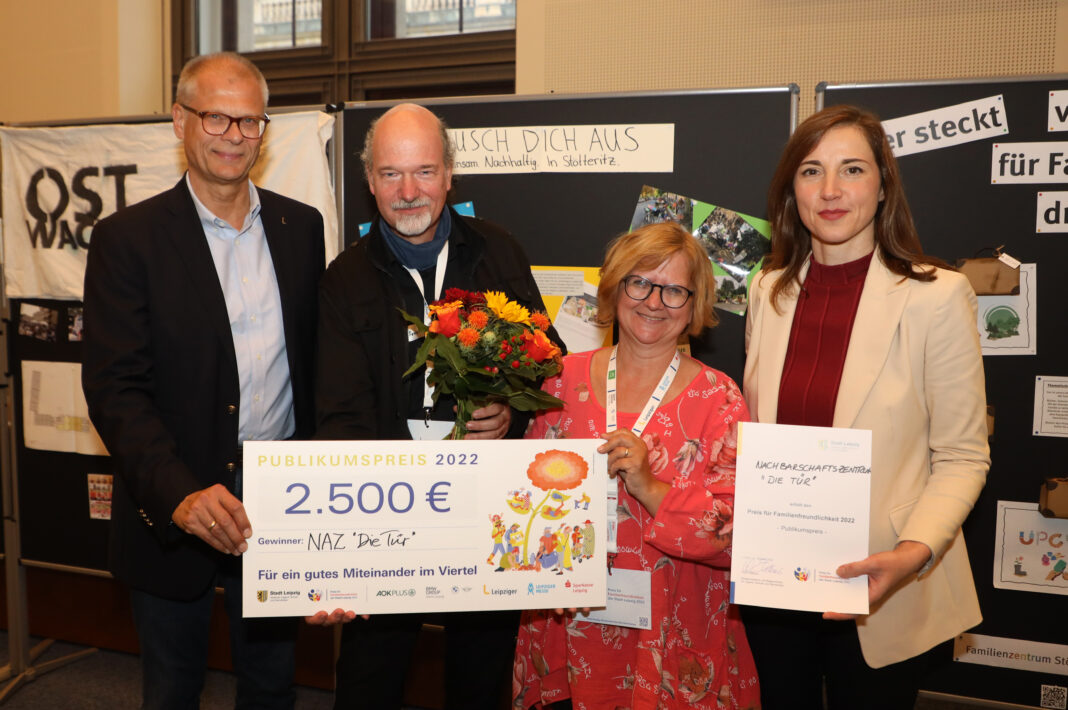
[255, 581, 595, 603]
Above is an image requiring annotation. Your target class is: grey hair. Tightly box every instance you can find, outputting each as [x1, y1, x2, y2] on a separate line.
[176, 52, 269, 108]
[360, 104, 455, 178]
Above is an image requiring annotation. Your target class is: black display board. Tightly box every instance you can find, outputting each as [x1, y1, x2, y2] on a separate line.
[821, 77, 1068, 706]
[341, 88, 798, 384]
[8, 298, 111, 570]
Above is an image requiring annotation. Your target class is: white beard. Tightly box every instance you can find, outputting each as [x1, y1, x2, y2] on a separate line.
[390, 199, 434, 237]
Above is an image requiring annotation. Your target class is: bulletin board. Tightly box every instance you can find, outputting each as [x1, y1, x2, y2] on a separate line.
[8, 298, 112, 569]
[820, 75, 1068, 707]
[341, 88, 799, 385]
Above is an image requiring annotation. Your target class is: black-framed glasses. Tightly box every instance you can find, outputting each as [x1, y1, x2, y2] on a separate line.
[180, 104, 270, 139]
[621, 275, 694, 308]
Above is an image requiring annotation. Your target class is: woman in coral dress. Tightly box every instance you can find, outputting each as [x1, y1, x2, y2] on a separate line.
[513, 222, 761, 710]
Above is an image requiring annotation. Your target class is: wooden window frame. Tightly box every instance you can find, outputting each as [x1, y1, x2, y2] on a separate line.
[171, 0, 516, 106]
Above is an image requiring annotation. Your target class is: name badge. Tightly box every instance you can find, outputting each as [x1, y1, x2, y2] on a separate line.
[407, 419, 454, 441]
[583, 567, 652, 629]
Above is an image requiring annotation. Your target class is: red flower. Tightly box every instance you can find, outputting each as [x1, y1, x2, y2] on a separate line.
[530, 312, 551, 331]
[428, 302, 463, 338]
[441, 288, 485, 307]
[519, 329, 560, 363]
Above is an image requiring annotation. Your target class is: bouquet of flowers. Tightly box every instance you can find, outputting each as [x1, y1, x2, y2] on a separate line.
[402, 288, 565, 439]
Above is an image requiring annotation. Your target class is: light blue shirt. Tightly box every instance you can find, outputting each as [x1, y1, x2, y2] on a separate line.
[186, 174, 295, 445]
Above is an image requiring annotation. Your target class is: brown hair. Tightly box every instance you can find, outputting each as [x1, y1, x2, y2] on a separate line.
[762, 104, 948, 311]
[597, 221, 718, 337]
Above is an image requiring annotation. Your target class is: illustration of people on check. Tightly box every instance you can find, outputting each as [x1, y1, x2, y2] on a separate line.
[487, 514, 508, 566]
[581, 519, 595, 561]
[541, 491, 570, 520]
[506, 488, 533, 514]
[556, 525, 574, 572]
[573, 491, 591, 510]
[570, 525, 583, 562]
[494, 525, 524, 572]
[535, 527, 560, 572]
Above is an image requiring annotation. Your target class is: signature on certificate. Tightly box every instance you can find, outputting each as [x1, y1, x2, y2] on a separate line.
[741, 558, 782, 576]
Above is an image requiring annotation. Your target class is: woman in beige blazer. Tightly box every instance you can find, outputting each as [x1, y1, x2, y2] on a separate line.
[741, 105, 989, 710]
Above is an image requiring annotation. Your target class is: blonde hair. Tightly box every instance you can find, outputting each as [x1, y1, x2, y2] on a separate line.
[176, 52, 269, 108]
[597, 221, 718, 337]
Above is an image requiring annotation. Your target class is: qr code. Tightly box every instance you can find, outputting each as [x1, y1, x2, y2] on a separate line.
[1041, 684, 1067, 710]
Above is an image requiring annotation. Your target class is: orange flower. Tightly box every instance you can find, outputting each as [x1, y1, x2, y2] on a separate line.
[428, 301, 463, 338]
[519, 329, 561, 363]
[530, 312, 551, 331]
[527, 450, 589, 491]
[456, 327, 480, 347]
[466, 309, 489, 329]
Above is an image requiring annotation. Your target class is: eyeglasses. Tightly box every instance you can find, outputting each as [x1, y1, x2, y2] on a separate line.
[621, 275, 694, 308]
[180, 104, 270, 140]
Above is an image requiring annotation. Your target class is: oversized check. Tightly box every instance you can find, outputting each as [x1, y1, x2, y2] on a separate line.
[730, 422, 871, 614]
[242, 439, 607, 617]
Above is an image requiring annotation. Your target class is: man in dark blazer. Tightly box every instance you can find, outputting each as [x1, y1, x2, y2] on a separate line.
[82, 52, 324, 709]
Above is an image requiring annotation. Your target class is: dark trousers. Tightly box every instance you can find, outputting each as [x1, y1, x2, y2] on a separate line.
[130, 562, 298, 710]
[333, 609, 518, 710]
[742, 606, 949, 710]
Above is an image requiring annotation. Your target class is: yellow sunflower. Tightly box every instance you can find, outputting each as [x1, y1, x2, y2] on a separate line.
[484, 291, 531, 325]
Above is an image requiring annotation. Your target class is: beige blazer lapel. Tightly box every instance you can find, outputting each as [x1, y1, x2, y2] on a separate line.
[752, 261, 809, 424]
[832, 255, 911, 428]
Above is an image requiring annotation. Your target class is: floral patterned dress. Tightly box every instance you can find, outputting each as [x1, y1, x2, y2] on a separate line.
[513, 349, 761, 710]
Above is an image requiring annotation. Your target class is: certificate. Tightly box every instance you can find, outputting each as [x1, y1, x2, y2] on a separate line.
[729, 422, 871, 614]
[242, 439, 607, 617]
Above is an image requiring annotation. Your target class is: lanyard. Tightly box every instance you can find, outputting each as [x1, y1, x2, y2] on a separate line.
[402, 240, 450, 326]
[605, 345, 680, 437]
[402, 242, 450, 414]
[603, 344, 679, 558]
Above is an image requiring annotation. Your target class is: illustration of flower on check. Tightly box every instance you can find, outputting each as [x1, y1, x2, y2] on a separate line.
[486, 449, 595, 574]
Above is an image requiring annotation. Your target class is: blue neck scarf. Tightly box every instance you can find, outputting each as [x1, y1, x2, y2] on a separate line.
[380, 207, 452, 271]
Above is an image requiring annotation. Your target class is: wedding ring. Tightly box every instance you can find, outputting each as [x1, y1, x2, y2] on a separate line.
[623, 448, 630, 458]
[208, 520, 217, 530]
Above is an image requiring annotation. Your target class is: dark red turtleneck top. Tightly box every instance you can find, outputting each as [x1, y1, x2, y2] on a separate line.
[776, 251, 874, 427]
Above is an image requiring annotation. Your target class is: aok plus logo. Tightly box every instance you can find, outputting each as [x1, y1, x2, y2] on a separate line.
[23, 164, 138, 249]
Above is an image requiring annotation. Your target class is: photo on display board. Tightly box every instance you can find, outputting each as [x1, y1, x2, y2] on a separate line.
[530, 266, 612, 354]
[17, 303, 59, 342]
[87, 473, 113, 521]
[68, 306, 84, 342]
[629, 186, 694, 231]
[628, 186, 771, 315]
